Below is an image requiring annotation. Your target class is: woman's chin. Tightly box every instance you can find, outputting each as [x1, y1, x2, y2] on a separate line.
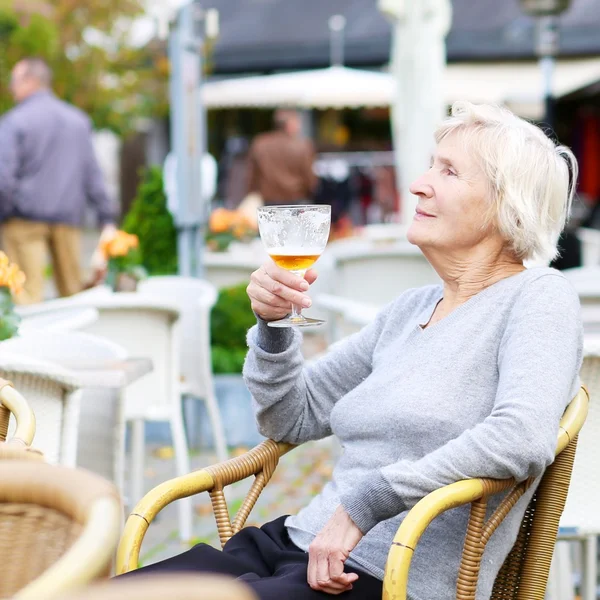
[406, 222, 424, 246]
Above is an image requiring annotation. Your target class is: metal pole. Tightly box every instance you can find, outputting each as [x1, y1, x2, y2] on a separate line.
[328, 15, 346, 67]
[540, 54, 555, 129]
[536, 15, 559, 130]
[169, 2, 208, 278]
[193, 3, 207, 279]
[169, 16, 191, 277]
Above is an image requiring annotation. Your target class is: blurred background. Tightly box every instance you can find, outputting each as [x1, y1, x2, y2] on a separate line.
[2, 0, 600, 271]
[2, 4, 600, 596]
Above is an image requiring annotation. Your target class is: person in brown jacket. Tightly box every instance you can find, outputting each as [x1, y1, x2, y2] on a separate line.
[247, 109, 317, 205]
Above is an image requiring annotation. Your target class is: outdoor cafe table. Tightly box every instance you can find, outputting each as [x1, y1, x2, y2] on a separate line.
[68, 356, 153, 496]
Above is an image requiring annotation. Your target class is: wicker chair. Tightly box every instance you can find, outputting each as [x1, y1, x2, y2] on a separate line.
[0, 355, 82, 465]
[116, 387, 588, 600]
[55, 574, 258, 600]
[0, 376, 36, 447]
[0, 461, 121, 600]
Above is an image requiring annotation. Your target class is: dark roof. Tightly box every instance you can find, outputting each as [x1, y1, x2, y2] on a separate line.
[208, 0, 600, 74]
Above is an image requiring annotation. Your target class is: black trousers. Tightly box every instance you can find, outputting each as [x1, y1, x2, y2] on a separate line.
[122, 516, 383, 599]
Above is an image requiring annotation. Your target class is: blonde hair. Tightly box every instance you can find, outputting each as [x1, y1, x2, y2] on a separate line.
[435, 102, 578, 263]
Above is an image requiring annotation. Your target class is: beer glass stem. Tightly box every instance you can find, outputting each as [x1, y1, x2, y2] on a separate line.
[290, 269, 306, 322]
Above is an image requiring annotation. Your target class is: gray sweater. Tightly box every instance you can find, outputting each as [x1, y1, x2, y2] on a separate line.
[243, 267, 582, 600]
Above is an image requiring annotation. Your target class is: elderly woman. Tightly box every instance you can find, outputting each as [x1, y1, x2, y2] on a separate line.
[130, 103, 582, 600]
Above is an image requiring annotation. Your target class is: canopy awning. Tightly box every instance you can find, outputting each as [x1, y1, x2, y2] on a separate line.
[202, 66, 394, 109]
[201, 59, 600, 114]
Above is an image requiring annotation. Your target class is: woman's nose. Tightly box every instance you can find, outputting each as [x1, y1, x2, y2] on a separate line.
[409, 172, 433, 198]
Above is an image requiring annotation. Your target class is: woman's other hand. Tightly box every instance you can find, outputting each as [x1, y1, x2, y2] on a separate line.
[247, 261, 318, 322]
[307, 505, 364, 595]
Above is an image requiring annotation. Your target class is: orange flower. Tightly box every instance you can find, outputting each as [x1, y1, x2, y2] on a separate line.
[100, 231, 139, 259]
[0, 251, 26, 295]
[209, 208, 234, 234]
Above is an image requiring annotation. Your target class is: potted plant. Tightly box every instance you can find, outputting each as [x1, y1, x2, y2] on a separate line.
[0, 252, 25, 341]
[122, 166, 178, 276]
[206, 208, 258, 252]
[99, 230, 147, 292]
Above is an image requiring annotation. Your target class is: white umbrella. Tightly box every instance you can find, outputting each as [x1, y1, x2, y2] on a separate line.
[379, 0, 452, 225]
[202, 58, 600, 114]
[202, 65, 394, 109]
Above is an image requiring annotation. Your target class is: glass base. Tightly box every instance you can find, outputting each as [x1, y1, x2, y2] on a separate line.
[267, 316, 325, 328]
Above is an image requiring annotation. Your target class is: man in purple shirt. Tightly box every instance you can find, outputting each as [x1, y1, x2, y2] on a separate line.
[0, 57, 117, 304]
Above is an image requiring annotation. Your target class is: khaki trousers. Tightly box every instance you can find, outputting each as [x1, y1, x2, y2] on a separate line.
[1, 218, 82, 305]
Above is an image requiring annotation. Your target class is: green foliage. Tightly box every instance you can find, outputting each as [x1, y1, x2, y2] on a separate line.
[210, 346, 248, 375]
[122, 166, 178, 276]
[0, 286, 19, 341]
[210, 283, 255, 374]
[0, 1, 169, 135]
[0, 9, 18, 39]
[9, 13, 57, 56]
[0, 6, 58, 115]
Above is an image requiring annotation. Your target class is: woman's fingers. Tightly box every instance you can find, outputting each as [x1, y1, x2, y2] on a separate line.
[263, 261, 310, 291]
[304, 268, 318, 285]
[308, 545, 357, 594]
[247, 262, 314, 321]
[306, 506, 364, 594]
[315, 549, 331, 588]
[248, 282, 292, 310]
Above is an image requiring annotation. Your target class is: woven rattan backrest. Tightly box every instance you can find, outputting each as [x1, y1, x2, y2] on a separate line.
[488, 435, 579, 600]
[0, 503, 83, 597]
[0, 460, 120, 598]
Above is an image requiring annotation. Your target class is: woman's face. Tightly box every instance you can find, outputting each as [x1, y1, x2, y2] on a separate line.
[406, 132, 498, 254]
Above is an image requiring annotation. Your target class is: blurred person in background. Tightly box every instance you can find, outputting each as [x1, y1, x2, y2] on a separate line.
[0, 57, 117, 304]
[244, 109, 318, 210]
[217, 136, 250, 209]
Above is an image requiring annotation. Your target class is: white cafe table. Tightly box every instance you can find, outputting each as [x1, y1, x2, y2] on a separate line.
[17, 305, 100, 333]
[68, 356, 153, 496]
[0, 340, 152, 494]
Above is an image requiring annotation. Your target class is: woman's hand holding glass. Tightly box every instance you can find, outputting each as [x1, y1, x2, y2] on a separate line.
[256, 205, 330, 327]
[247, 262, 318, 323]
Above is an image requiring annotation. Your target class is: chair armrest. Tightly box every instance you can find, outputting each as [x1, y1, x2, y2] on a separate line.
[383, 478, 512, 600]
[116, 440, 295, 575]
[0, 378, 36, 446]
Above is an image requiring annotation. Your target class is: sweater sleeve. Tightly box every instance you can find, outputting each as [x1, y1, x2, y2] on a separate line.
[243, 302, 395, 444]
[340, 275, 583, 534]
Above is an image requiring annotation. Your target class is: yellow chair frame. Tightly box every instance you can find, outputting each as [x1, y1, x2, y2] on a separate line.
[0, 376, 36, 447]
[117, 387, 588, 600]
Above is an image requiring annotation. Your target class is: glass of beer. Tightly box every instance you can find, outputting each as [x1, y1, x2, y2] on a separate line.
[257, 205, 331, 328]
